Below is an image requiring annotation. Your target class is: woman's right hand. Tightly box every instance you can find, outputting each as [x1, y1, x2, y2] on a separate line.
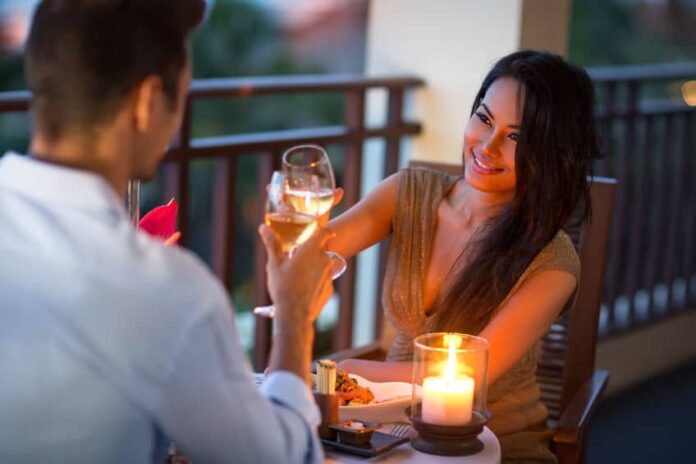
[317, 187, 344, 227]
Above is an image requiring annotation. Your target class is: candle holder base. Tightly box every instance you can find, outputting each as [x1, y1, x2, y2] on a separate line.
[406, 408, 491, 456]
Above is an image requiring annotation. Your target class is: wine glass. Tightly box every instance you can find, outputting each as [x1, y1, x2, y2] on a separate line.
[252, 144, 346, 319]
[282, 144, 347, 278]
[127, 180, 141, 225]
[264, 170, 318, 255]
[252, 171, 320, 318]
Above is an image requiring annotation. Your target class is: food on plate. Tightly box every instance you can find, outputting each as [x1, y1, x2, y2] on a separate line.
[335, 370, 375, 406]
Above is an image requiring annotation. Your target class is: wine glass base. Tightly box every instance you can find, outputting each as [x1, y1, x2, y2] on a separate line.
[253, 305, 276, 318]
[327, 251, 347, 279]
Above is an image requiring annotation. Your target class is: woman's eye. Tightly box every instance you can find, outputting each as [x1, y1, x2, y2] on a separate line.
[508, 133, 519, 142]
[475, 111, 491, 126]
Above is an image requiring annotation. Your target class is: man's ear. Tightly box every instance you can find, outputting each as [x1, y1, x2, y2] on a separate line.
[132, 75, 163, 133]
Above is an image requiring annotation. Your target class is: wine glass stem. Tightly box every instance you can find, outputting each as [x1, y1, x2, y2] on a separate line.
[127, 180, 141, 226]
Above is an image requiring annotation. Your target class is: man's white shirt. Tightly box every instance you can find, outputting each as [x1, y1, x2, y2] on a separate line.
[0, 152, 322, 463]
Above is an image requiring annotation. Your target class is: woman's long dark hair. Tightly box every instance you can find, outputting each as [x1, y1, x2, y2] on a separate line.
[434, 50, 598, 334]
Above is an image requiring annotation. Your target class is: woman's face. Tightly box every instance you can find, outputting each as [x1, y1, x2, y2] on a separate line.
[463, 77, 523, 197]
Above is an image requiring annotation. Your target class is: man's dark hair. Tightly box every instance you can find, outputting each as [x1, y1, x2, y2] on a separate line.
[25, 0, 206, 139]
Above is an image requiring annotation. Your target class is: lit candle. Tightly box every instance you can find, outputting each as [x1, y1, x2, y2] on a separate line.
[421, 336, 474, 425]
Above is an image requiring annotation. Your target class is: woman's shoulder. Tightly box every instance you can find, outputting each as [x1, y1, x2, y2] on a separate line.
[530, 230, 581, 280]
[398, 166, 459, 192]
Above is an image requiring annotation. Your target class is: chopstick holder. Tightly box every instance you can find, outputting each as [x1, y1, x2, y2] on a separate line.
[314, 360, 338, 440]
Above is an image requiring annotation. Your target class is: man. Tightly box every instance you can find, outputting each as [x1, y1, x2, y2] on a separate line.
[0, 1, 332, 462]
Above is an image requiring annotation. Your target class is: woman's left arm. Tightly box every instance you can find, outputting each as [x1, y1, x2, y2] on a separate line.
[480, 269, 576, 384]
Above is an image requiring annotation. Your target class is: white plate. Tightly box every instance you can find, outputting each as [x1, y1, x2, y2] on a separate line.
[337, 374, 413, 423]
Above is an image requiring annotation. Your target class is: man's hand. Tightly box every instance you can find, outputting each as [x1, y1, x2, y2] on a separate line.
[259, 225, 335, 383]
[258, 225, 334, 325]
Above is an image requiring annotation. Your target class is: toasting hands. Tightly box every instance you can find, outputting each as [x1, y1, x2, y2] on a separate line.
[259, 224, 334, 324]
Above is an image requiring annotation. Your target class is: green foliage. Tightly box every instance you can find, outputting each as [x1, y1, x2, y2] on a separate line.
[0, 53, 24, 90]
[0, 46, 29, 154]
[569, 0, 696, 66]
[192, 1, 281, 78]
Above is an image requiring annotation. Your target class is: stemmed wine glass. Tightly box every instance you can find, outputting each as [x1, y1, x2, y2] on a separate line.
[127, 180, 141, 225]
[282, 144, 346, 277]
[253, 144, 346, 318]
[264, 170, 318, 255]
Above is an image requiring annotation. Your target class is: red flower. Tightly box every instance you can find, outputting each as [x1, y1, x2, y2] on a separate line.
[139, 198, 181, 246]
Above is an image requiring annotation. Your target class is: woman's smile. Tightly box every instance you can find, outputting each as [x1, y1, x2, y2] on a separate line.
[462, 77, 522, 195]
[471, 149, 504, 174]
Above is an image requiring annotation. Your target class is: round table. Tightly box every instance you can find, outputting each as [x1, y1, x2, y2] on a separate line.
[324, 426, 500, 464]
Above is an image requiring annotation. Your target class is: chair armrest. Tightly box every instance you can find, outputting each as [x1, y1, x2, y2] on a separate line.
[325, 342, 386, 363]
[554, 369, 609, 445]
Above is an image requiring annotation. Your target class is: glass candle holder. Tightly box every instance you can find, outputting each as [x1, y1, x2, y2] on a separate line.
[408, 333, 490, 456]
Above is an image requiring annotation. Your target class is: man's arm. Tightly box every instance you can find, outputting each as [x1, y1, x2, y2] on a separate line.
[156, 300, 322, 464]
[156, 229, 333, 463]
[260, 227, 333, 385]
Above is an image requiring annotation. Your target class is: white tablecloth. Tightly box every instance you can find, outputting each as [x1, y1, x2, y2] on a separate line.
[324, 425, 500, 464]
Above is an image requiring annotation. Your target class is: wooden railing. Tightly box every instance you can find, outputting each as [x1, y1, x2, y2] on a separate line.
[588, 62, 696, 336]
[0, 75, 425, 370]
[2, 63, 695, 363]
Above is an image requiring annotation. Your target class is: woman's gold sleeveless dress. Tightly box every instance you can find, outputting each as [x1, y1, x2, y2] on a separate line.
[380, 168, 580, 463]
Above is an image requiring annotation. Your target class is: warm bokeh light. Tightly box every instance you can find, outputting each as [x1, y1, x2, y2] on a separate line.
[0, 10, 30, 52]
[682, 81, 696, 107]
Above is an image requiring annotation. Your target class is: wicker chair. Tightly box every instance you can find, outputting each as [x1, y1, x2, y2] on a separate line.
[328, 161, 616, 464]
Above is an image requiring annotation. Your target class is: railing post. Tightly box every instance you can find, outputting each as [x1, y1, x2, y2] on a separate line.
[253, 151, 278, 371]
[605, 80, 639, 331]
[170, 101, 193, 247]
[644, 114, 670, 320]
[664, 114, 688, 311]
[374, 87, 405, 338]
[624, 115, 652, 320]
[334, 89, 365, 351]
[595, 81, 616, 177]
[210, 156, 239, 287]
[684, 113, 696, 306]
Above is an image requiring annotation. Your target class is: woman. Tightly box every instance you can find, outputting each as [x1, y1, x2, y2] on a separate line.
[327, 50, 598, 462]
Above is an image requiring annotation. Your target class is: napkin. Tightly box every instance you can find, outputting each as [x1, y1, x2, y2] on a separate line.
[139, 198, 181, 246]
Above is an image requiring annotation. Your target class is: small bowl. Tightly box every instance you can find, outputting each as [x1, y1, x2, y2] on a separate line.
[328, 420, 381, 445]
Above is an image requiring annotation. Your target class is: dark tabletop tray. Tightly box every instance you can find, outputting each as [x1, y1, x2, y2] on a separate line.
[321, 431, 409, 458]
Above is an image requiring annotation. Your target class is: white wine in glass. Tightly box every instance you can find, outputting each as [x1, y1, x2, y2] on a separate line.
[282, 144, 346, 278]
[254, 144, 347, 319]
[285, 187, 335, 217]
[264, 211, 317, 254]
[263, 171, 317, 254]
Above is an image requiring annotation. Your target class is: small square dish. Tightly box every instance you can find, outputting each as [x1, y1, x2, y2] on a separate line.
[328, 420, 381, 445]
[321, 430, 409, 458]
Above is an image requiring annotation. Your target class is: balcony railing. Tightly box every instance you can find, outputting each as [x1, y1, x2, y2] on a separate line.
[0, 75, 425, 369]
[589, 62, 696, 336]
[1, 63, 694, 367]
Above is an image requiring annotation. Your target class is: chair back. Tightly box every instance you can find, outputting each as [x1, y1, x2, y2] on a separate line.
[406, 161, 616, 423]
[540, 176, 615, 422]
